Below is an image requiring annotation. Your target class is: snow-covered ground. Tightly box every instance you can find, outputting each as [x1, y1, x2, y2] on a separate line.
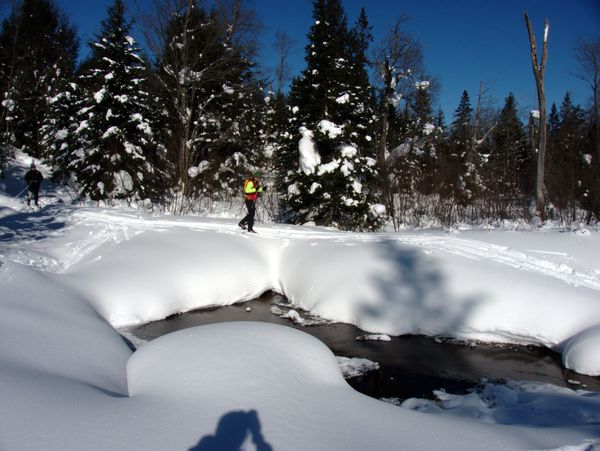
[1, 153, 600, 450]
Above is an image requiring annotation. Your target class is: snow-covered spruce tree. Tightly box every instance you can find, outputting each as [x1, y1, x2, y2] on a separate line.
[546, 92, 587, 221]
[210, 77, 266, 199]
[0, 83, 21, 168]
[282, 0, 381, 231]
[440, 90, 482, 207]
[150, 0, 262, 213]
[39, 65, 85, 183]
[258, 89, 290, 219]
[483, 93, 528, 219]
[73, 0, 161, 205]
[0, 0, 78, 158]
[412, 84, 443, 197]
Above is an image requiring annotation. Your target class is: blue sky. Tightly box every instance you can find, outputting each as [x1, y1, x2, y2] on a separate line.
[251, 0, 600, 118]
[2, 0, 599, 119]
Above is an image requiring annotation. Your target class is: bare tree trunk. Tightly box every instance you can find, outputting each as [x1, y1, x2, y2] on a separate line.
[377, 58, 394, 223]
[374, 17, 422, 226]
[473, 81, 484, 141]
[574, 38, 600, 167]
[138, 0, 255, 214]
[273, 30, 295, 95]
[525, 13, 549, 221]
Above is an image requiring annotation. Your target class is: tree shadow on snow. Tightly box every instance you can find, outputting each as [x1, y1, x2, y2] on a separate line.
[0, 205, 67, 243]
[360, 240, 481, 333]
[354, 240, 484, 380]
[189, 410, 273, 451]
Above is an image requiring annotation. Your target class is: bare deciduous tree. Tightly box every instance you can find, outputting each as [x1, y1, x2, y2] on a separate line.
[373, 17, 423, 217]
[573, 37, 600, 221]
[471, 81, 498, 151]
[574, 37, 600, 164]
[524, 12, 549, 220]
[136, 0, 259, 214]
[272, 30, 295, 95]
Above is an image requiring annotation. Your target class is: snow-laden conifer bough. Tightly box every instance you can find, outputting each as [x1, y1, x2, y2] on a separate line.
[1, 152, 600, 450]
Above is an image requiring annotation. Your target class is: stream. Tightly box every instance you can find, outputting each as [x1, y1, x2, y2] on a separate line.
[128, 291, 600, 402]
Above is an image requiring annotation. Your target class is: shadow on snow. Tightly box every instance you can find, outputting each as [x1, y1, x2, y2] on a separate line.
[358, 239, 481, 338]
[189, 409, 273, 451]
[0, 205, 67, 242]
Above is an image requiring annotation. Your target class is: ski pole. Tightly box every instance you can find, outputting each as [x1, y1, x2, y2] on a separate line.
[259, 195, 273, 222]
[256, 199, 262, 224]
[234, 199, 244, 217]
[14, 183, 30, 198]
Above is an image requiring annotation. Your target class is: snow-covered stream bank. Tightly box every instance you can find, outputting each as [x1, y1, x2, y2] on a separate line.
[2, 154, 600, 449]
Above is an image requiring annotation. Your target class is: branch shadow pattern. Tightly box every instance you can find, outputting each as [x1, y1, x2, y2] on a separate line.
[357, 239, 482, 339]
[0, 205, 67, 243]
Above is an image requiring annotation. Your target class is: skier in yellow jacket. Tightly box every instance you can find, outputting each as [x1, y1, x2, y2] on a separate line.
[238, 175, 264, 233]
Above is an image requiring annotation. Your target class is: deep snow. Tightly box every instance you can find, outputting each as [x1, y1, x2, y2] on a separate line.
[1, 153, 600, 450]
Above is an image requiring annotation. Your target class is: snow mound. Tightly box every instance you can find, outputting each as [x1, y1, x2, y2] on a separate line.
[563, 325, 600, 376]
[61, 229, 272, 327]
[127, 322, 344, 397]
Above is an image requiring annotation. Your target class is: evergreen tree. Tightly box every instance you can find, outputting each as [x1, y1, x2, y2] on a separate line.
[263, 89, 290, 195]
[548, 103, 560, 136]
[282, 0, 381, 230]
[348, 6, 376, 146]
[413, 84, 433, 132]
[412, 86, 442, 196]
[74, 0, 161, 204]
[547, 92, 586, 219]
[441, 90, 479, 204]
[484, 93, 527, 217]
[450, 91, 473, 150]
[435, 109, 446, 130]
[39, 67, 84, 182]
[0, 0, 78, 157]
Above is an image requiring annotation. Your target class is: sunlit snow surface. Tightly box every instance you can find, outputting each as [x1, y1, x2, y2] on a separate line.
[1, 154, 600, 450]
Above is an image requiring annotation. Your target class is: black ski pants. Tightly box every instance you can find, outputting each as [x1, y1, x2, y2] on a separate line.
[240, 199, 257, 231]
[28, 182, 40, 206]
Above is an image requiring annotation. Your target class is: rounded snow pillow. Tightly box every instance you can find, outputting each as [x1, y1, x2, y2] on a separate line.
[127, 321, 344, 397]
[563, 325, 600, 376]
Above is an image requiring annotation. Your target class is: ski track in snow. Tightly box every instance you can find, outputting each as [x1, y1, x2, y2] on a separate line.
[59, 208, 600, 291]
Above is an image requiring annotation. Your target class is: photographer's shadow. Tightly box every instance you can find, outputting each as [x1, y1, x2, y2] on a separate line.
[190, 409, 273, 451]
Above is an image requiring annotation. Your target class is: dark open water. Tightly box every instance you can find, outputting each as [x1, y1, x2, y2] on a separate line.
[129, 291, 600, 401]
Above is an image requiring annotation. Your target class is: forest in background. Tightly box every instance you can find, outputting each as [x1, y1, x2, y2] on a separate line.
[1, 0, 599, 230]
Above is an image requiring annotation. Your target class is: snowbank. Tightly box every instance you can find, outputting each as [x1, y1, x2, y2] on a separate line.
[52, 215, 600, 369]
[61, 228, 273, 327]
[2, 262, 597, 450]
[277, 239, 600, 354]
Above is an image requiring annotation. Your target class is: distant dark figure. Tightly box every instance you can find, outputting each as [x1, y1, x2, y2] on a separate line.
[189, 410, 273, 451]
[24, 162, 43, 206]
